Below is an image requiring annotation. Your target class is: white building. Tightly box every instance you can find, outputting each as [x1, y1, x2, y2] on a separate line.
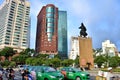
[0, 0, 30, 52]
[69, 36, 79, 60]
[118, 53, 120, 57]
[102, 40, 118, 57]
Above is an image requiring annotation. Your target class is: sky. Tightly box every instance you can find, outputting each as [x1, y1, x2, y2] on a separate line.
[0, 0, 120, 52]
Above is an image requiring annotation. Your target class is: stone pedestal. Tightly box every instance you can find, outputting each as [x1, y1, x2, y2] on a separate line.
[79, 37, 94, 69]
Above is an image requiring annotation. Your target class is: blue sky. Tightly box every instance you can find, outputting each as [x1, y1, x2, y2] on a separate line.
[0, 0, 120, 51]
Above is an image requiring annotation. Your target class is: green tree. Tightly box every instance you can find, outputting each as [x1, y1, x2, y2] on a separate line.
[20, 48, 35, 56]
[1, 60, 10, 67]
[0, 47, 15, 60]
[61, 59, 74, 67]
[12, 55, 28, 65]
[94, 55, 106, 68]
[114, 56, 120, 66]
[74, 56, 79, 67]
[25, 57, 33, 65]
[54, 54, 61, 59]
[35, 58, 44, 65]
[36, 54, 49, 58]
[9, 61, 16, 67]
[109, 57, 119, 68]
[50, 58, 61, 67]
[43, 58, 52, 66]
[31, 58, 37, 66]
[25, 58, 43, 66]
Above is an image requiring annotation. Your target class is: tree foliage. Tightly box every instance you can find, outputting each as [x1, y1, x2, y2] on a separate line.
[61, 59, 74, 67]
[20, 48, 35, 56]
[9, 61, 16, 67]
[94, 55, 106, 68]
[94, 54, 120, 68]
[109, 57, 119, 68]
[2, 47, 120, 69]
[50, 58, 61, 67]
[74, 56, 79, 67]
[12, 55, 28, 64]
[1, 60, 10, 67]
[0, 47, 15, 60]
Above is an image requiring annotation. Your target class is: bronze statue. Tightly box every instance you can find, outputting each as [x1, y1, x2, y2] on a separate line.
[79, 23, 88, 37]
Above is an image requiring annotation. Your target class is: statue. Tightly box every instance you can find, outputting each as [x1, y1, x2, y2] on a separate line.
[79, 23, 88, 37]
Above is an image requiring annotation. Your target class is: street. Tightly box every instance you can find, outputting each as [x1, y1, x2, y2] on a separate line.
[1, 69, 120, 80]
[2, 70, 22, 80]
[2, 70, 96, 80]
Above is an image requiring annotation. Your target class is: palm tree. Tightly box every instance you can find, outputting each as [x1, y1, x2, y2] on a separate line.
[20, 48, 35, 57]
[93, 48, 103, 58]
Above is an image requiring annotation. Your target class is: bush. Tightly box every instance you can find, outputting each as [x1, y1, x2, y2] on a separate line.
[113, 68, 120, 72]
[109, 57, 119, 68]
[101, 68, 120, 72]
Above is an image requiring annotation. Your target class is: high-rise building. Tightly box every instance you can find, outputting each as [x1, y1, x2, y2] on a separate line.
[0, 0, 30, 52]
[36, 4, 67, 58]
[58, 11, 68, 57]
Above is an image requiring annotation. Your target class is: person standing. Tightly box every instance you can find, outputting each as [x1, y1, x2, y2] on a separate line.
[0, 70, 3, 80]
[21, 69, 26, 80]
[23, 69, 33, 80]
[106, 67, 114, 80]
[8, 69, 15, 80]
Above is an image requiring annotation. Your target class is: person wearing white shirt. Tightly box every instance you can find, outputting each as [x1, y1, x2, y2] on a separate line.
[106, 67, 114, 80]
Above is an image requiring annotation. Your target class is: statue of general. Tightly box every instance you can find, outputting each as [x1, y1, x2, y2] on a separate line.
[79, 23, 88, 37]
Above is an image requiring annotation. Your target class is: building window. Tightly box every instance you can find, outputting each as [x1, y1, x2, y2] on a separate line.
[5, 42, 9, 44]
[46, 7, 54, 13]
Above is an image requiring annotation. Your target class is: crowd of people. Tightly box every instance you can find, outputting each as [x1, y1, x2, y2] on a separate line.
[0, 67, 33, 80]
[0, 67, 15, 80]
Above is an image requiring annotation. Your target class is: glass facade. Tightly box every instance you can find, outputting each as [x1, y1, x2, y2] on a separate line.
[46, 6, 55, 41]
[58, 11, 68, 58]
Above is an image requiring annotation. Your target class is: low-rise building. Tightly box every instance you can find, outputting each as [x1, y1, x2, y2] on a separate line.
[102, 40, 118, 57]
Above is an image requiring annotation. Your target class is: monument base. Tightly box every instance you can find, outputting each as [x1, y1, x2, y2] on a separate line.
[79, 37, 94, 69]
